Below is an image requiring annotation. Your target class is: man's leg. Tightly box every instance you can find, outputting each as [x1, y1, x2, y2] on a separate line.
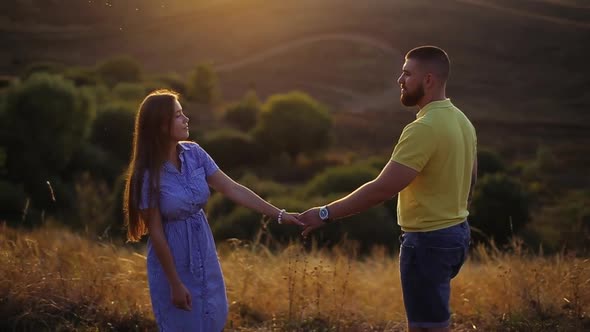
[399, 222, 470, 331]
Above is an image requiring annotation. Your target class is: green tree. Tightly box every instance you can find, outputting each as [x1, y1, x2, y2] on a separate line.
[0, 180, 27, 222]
[253, 91, 332, 159]
[201, 129, 265, 170]
[90, 103, 136, 164]
[470, 173, 530, 245]
[2, 73, 95, 212]
[96, 56, 142, 88]
[67, 143, 123, 184]
[112, 82, 146, 103]
[223, 90, 260, 131]
[477, 148, 505, 177]
[155, 72, 187, 95]
[212, 207, 263, 241]
[304, 164, 379, 196]
[186, 63, 220, 105]
[21, 61, 65, 79]
[63, 66, 100, 86]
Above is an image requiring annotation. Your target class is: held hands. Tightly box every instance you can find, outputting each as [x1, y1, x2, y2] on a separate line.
[277, 210, 304, 226]
[298, 207, 325, 237]
[276, 207, 326, 237]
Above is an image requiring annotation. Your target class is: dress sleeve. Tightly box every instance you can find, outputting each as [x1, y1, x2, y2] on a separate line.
[194, 144, 220, 176]
[391, 122, 437, 172]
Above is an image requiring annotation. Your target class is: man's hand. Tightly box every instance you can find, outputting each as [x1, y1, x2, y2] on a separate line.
[299, 207, 325, 237]
[280, 212, 304, 226]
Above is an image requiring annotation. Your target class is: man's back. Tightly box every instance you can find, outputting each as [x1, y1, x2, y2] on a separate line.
[391, 99, 476, 232]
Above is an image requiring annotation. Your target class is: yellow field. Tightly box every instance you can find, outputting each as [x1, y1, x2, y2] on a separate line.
[1, 222, 588, 331]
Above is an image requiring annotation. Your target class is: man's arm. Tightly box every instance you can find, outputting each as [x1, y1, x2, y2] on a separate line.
[300, 160, 418, 236]
[328, 161, 417, 219]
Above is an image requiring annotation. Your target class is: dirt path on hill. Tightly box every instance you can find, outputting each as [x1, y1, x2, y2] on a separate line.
[212, 33, 402, 111]
[455, 0, 590, 28]
[213, 33, 401, 73]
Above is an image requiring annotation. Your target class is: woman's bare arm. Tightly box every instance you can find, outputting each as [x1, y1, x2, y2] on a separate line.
[207, 170, 302, 225]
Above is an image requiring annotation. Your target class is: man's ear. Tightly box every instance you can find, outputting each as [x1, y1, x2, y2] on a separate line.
[424, 73, 433, 87]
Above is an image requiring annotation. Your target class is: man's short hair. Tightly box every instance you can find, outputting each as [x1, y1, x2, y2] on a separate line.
[405, 46, 450, 81]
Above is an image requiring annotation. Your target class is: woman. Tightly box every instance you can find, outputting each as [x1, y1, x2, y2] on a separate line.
[123, 89, 301, 331]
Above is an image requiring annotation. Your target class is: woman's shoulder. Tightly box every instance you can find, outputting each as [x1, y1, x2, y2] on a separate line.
[179, 141, 208, 161]
[179, 140, 205, 155]
[179, 140, 199, 150]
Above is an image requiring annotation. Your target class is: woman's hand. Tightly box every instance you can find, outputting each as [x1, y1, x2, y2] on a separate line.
[280, 212, 304, 226]
[171, 282, 192, 311]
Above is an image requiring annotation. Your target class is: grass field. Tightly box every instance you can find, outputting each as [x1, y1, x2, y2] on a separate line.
[2, 222, 589, 331]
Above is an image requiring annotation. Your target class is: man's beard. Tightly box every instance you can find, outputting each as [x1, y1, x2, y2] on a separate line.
[400, 84, 425, 107]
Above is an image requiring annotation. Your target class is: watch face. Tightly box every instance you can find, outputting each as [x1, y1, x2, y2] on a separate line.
[319, 207, 329, 220]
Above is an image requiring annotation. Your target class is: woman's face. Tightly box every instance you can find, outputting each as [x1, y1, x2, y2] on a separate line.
[168, 99, 190, 142]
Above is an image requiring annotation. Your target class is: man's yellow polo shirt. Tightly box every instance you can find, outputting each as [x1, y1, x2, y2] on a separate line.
[391, 99, 477, 232]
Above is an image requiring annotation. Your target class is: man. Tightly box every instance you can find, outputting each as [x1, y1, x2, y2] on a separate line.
[298, 45, 477, 332]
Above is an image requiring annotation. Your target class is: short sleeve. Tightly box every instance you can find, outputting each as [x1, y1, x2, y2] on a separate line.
[194, 144, 220, 176]
[139, 171, 157, 210]
[391, 122, 436, 172]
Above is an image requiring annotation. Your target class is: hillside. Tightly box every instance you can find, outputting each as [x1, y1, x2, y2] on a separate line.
[2, 0, 590, 179]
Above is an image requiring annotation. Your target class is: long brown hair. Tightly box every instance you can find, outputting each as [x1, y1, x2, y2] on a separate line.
[124, 89, 179, 242]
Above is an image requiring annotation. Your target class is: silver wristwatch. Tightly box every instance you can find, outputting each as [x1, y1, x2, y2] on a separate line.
[319, 205, 331, 223]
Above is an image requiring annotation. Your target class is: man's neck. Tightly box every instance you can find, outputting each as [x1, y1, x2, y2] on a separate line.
[417, 93, 446, 110]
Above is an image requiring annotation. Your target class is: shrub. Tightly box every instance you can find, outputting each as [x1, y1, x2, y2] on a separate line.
[90, 103, 136, 164]
[80, 84, 111, 105]
[112, 82, 145, 103]
[63, 66, 100, 86]
[0, 180, 27, 223]
[304, 164, 379, 197]
[3, 73, 96, 181]
[96, 56, 142, 88]
[333, 205, 398, 254]
[67, 143, 124, 184]
[477, 148, 505, 177]
[206, 192, 237, 221]
[223, 90, 260, 131]
[253, 91, 332, 159]
[154, 73, 187, 95]
[201, 129, 266, 170]
[21, 61, 65, 79]
[212, 207, 263, 240]
[470, 173, 530, 245]
[0, 75, 16, 89]
[186, 63, 220, 105]
[206, 174, 288, 221]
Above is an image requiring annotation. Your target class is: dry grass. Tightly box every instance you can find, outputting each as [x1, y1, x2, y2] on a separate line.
[1, 222, 589, 331]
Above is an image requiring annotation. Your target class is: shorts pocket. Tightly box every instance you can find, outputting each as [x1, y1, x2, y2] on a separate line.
[399, 243, 416, 269]
[418, 246, 465, 282]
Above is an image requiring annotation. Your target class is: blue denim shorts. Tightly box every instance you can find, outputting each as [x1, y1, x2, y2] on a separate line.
[399, 221, 470, 329]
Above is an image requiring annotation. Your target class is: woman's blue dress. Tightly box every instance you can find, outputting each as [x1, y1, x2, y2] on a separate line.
[140, 142, 228, 331]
